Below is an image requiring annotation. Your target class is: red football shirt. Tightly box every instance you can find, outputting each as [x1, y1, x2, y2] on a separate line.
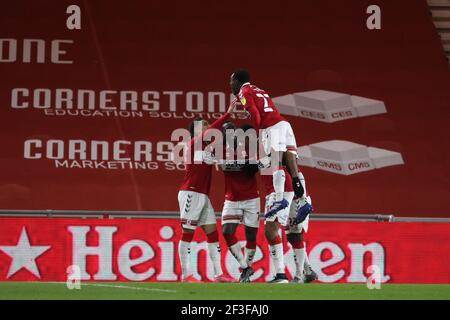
[237, 82, 285, 130]
[179, 113, 231, 195]
[221, 146, 259, 201]
[261, 167, 293, 195]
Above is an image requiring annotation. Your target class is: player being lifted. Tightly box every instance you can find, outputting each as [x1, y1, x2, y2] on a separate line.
[229, 69, 312, 224]
[219, 122, 260, 283]
[176, 103, 235, 283]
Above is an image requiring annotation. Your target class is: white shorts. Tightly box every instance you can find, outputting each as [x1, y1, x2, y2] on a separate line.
[264, 191, 295, 226]
[221, 197, 260, 228]
[262, 121, 297, 155]
[178, 191, 217, 230]
[286, 196, 312, 234]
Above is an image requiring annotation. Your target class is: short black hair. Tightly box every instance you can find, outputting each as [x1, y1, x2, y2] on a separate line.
[189, 117, 204, 137]
[232, 69, 250, 84]
[239, 124, 254, 132]
[222, 121, 235, 130]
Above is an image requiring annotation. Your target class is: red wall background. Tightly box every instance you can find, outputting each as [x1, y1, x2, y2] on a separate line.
[0, 0, 449, 217]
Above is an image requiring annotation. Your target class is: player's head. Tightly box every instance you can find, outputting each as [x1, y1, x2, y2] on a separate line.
[221, 121, 236, 146]
[239, 123, 254, 132]
[221, 121, 236, 135]
[239, 124, 255, 151]
[230, 69, 250, 95]
[189, 117, 209, 137]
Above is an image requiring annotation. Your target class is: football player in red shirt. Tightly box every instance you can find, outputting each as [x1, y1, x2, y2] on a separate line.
[229, 69, 312, 224]
[219, 122, 260, 283]
[177, 103, 235, 283]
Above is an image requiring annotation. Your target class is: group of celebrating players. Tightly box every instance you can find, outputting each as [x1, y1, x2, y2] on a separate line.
[177, 70, 317, 283]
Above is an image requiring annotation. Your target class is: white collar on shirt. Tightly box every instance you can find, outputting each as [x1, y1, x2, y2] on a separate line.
[239, 82, 251, 95]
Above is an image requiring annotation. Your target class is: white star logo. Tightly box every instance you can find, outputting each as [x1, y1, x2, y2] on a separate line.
[0, 227, 50, 279]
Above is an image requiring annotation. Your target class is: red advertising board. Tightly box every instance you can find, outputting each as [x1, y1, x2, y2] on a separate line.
[0, 217, 449, 284]
[0, 1, 449, 217]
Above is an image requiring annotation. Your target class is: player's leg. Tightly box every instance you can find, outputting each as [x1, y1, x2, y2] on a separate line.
[293, 171, 313, 225]
[241, 197, 260, 267]
[200, 223, 223, 279]
[178, 191, 202, 282]
[221, 201, 248, 271]
[280, 121, 304, 198]
[222, 223, 248, 271]
[222, 223, 247, 268]
[200, 197, 233, 282]
[287, 197, 306, 282]
[263, 123, 290, 218]
[272, 152, 286, 202]
[271, 121, 290, 200]
[288, 196, 317, 283]
[179, 228, 196, 281]
[244, 226, 258, 267]
[223, 221, 254, 283]
[264, 220, 287, 283]
[264, 192, 293, 283]
[287, 231, 306, 283]
[283, 151, 298, 174]
[303, 242, 318, 283]
[280, 121, 313, 223]
[264, 152, 289, 218]
[237, 198, 260, 282]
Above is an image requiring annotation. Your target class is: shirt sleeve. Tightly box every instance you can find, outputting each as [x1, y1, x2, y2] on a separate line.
[240, 92, 261, 130]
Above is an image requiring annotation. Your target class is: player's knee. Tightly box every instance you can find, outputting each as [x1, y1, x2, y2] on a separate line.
[182, 227, 195, 234]
[264, 228, 269, 239]
[181, 230, 195, 243]
[206, 229, 219, 243]
[201, 223, 217, 235]
[284, 152, 298, 173]
[264, 225, 277, 241]
[271, 150, 283, 165]
[299, 231, 304, 241]
[285, 150, 296, 159]
[244, 227, 257, 242]
[287, 233, 301, 244]
[222, 223, 236, 235]
[223, 232, 237, 247]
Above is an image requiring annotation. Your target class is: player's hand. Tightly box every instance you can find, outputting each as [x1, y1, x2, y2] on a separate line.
[257, 156, 271, 169]
[227, 99, 237, 114]
[292, 176, 305, 198]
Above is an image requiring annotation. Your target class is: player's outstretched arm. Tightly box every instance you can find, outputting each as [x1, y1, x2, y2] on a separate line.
[191, 110, 232, 146]
[227, 99, 237, 114]
[207, 112, 231, 131]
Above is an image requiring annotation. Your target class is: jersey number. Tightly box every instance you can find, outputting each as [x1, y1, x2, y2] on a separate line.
[256, 93, 273, 112]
